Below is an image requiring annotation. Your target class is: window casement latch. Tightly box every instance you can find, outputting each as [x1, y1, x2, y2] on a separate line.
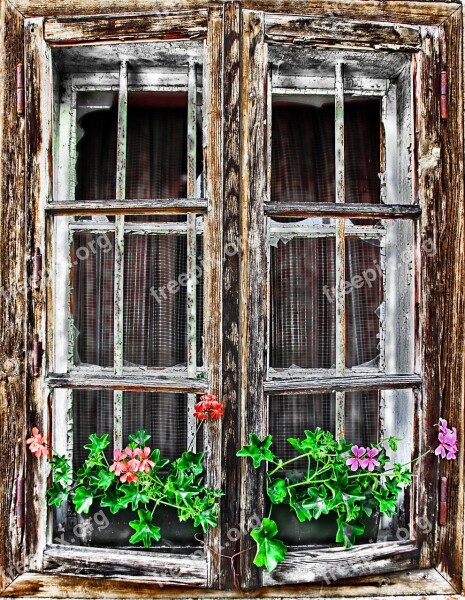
[16, 477, 25, 528]
[439, 476, 448, 525]
[33, 334, 43, 377]
[16, 63, 24, 117]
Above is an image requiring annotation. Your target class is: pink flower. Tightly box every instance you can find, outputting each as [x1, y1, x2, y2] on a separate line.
[135, 447, 156, 473]
[435, 427, 458, 460]
[123, 447, 138, 460]
[26, 428, 50, 458]
[109, 448, 128, 476]
[361, 447, 380, 472]
[119, 459, 140, 483]
[120, 470, 139, 484]
[435, 418, 449, 434]
[346, 446, 366, 472]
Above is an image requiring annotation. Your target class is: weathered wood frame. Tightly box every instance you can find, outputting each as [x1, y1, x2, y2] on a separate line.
[0, 0, 464, 596]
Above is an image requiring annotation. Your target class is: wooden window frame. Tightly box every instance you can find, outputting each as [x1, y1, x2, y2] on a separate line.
[0, 0, 464, 596]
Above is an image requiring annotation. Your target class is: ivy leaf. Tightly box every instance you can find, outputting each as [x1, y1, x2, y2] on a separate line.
[128, 430, 151, 446]
[373, 486, 398, 517]
[83, 433, 110, 455]
[149, 448, 170, 472]
[93, 468, 115, 491]
[47, 482, 69, 507]
[288, 489, 312, 522]
[341, 486, 366, 520]
[250, 518, 287, 572]
[388, 437, 402, 452]
[166, 472, 199, 506]
[237, 434, 276, 468]
[119, 485, 150, 511]
[72, 487, 94, 514]
[267, 478, 288, 504]
[101, 488, 125, 514]
[302, 485, 330, 519]
[50, 455, 72, 484]
[336, 517, 365, 548]
[392, 464, 413, 485]
[129, 509, 161, 548]
[193, 507, 219, 531]
[175, 451, 204, 476]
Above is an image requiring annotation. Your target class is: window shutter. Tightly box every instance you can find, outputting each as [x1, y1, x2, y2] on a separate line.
[424, 10, 465, 594]
[0, 1, 26, 591]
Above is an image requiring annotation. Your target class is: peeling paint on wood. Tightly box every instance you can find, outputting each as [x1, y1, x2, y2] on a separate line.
[239, 8, 267, 591]
[8, 0, 459, 26]
[265, 15, 422, 51]
[0, 0, 26, 590]
[203, 7, 223, 589]
[44, 10, 208, 44]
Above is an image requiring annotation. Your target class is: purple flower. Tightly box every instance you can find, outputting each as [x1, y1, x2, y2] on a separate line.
[361, 447, 381, 472]
[434, 419, 458, 461]
[346, 446, 366, 472]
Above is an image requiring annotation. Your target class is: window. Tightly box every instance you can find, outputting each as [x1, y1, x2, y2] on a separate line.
[51, 42, 207, 550]
[1, 1, 464, 596]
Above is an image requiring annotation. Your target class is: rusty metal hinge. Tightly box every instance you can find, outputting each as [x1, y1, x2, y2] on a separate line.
[440, 70, 448, 120]
[33, 247, 43, 290]
[16, 63, 24, 117]
[33, 334, 43, 377]
[439, 476, 448, 525]
[16, 477, 25, 528]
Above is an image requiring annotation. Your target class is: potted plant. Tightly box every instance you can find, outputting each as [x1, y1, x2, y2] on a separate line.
[237, 418, 458, 572]
[27, 394, 224, 548]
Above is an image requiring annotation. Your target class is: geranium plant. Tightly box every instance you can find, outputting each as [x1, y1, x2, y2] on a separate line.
[237, 417, 458, 572]
[27, 394, 224, 548]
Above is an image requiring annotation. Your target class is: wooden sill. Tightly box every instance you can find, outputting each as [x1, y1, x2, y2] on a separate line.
[1, 568, 459, 598]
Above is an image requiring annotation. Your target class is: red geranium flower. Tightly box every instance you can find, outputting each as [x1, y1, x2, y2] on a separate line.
[194, 394, 224, 420]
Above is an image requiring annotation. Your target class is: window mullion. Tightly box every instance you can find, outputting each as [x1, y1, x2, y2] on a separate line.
[113, 59, 128, 449]
[335, 62, 346, 439]
[187, 61, 198, 448]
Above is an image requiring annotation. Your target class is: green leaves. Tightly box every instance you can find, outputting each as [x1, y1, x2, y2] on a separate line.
[100, 488, 125, 514]
[250, 518, 287, 572]
[119, 486, 150, 511]
[267, 479, 288, 504]
[128, 430, 151, 446]
[47, 482, 69, 507]
[193, 506, 219, 531]
[237, 434, 276, 468]
[72, 487, 94, 514]
[174, 451, 204, 476]
[129, 510, 161, 548]
[83, 433, 110, 456]
[302, 485, 330, 519]
[336, 517, 365, 548]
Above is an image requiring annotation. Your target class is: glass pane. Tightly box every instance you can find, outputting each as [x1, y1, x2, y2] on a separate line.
[345, 390, 380, 446]
[269, 393, 336, 471]
[125, 92, 202, 224]
[123, 233, 203, 369]
[123, 392, 188, 463]
[345, 237, 382, 368]
[73, 389, 114, 469]
[270, 237, 336, 369]
[272, 97, 335, 204]
[345, 98, 381, 206]
[76, 91, 118, 201]
[71, 232, 115, 367]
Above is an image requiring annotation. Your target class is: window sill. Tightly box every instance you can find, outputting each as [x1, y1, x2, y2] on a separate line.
[1, 569, 459, 598]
